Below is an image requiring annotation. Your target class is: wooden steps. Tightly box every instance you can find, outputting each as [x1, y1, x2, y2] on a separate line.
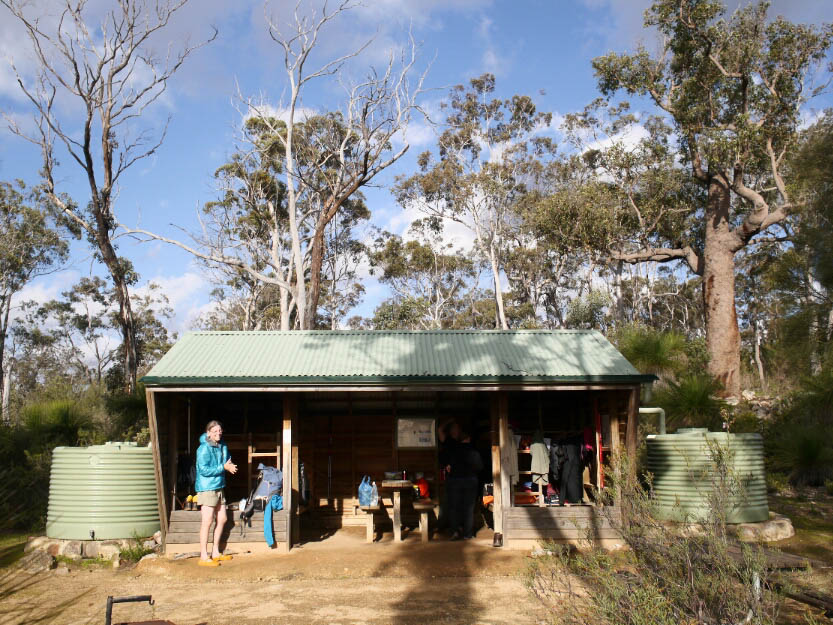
[167, 509, 286, 544]
[504, 505, 622, 540]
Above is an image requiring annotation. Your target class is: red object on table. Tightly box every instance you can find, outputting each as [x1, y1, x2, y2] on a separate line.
[415, 477, 429, 498]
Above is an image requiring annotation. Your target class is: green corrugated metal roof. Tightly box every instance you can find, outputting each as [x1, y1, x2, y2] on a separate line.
[141, 330, 654, 387]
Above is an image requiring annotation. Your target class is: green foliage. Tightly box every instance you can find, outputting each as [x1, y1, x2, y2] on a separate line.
[565, 290, 610, 330]
[21, 400, 94, 448]
[826, 480, 833, 496]
[771, 425, 833, 488]
[525, 453, 781, 625]
[764, 365, 833, 487]
[119, 532, 155, 563]
[104, 388, 148, 442]
[614, 324, 688, 378]
[766, 471, 789, 495]
[651, 374, 727, 430]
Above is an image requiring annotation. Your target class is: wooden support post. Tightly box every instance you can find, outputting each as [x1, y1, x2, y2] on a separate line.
[282, 394, 295, 551]
[490, 395, 503, 535]
[167, 395, 178, 511]
[497, 392, 510, 537]
[626, 387, 639, 463]
[292, 412, 300, 542]
[607, 393, 620, 455]
[146, 389, 168, 546]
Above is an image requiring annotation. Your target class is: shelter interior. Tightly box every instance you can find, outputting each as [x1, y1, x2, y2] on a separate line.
[151, 386, 638, 550]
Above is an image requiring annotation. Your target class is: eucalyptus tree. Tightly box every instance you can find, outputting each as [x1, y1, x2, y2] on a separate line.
[0, 181, 68, 420]
[125, 1, 426, 329]
[2, 0, 215, 392]
[583, 0, 832, 396]
[369, 218, 475, 329]
[253, 0, 425, 329]
[395, 74, 554, 329]
[37, 277, 118, 387]
[319, 199, 369, 330]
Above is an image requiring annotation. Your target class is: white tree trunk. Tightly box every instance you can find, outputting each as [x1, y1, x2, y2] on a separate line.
[489, 246, 508, 329]
[1, 361, 10, 423]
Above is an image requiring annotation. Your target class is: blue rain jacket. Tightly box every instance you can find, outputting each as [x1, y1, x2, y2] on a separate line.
[195, 432, 230, 492]
[264, 494, 284, 547]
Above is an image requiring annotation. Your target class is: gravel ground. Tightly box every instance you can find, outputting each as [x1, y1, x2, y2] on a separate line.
[0, 527, 541, 625]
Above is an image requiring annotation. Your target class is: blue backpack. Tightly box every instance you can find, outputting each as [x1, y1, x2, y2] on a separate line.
[241, 464, 283, 520]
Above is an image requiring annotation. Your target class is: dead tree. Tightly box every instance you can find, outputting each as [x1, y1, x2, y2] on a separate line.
[2, 0, 215, 392]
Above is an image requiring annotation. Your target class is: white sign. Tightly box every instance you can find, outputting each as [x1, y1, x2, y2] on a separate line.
[397, 418, 436, 448]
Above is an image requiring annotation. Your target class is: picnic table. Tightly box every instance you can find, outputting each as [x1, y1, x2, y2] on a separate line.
[380, 480, 412, 542]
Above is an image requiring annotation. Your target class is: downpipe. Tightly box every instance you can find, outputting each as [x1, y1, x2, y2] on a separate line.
[639, 407, 666, 435]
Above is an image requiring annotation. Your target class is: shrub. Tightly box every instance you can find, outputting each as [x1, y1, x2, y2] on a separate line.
[826, 480, 833, 496]
[524, 453, 782, 625]
[771, 425, 833, 487]
[104, 388, 148, 442]
[21, 400, 94, 449]
[652, 373, 727, 430]
[119, 533, 155, 563]
[615, 325, 688, 379]
[766, 471, 789, 495]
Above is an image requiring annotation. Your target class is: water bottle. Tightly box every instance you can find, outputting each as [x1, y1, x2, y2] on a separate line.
[370, 481, 379, 507]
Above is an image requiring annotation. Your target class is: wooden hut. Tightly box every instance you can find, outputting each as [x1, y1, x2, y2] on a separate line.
[142, 330, 653, 553]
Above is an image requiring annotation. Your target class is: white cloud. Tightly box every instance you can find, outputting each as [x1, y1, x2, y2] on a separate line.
[587, 122, 650, 153]
[137, 271, 209, 334]
[10, 270, 81, 311]
[799, 107, 825, 130]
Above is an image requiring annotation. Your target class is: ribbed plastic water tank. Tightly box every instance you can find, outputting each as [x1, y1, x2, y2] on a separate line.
[46, 442, 160, 540]
[646, 428, 768, 524]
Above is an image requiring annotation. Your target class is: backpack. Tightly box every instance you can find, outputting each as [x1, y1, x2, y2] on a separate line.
[241, 464, 283, 521]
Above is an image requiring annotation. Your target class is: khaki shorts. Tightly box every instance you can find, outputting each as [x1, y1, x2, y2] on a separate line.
[197, 489, 226, 507]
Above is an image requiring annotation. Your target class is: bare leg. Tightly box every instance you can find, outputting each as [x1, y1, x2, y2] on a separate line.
[199, 503, 217, 561]
[212, 505, 227, 558]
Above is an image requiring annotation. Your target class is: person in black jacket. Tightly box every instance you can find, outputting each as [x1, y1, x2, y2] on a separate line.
[444, 430, 483, 540]
[559, 436, 584, 505]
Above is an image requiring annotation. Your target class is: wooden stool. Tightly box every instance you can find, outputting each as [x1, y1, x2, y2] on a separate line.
[360, 505, 380, 543]
[412, 501, 435, 543]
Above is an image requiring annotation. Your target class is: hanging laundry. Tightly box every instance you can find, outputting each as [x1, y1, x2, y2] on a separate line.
[530, 431, 550, 486]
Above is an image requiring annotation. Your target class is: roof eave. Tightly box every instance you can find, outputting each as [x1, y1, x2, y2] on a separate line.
[141, 373, 658, 387]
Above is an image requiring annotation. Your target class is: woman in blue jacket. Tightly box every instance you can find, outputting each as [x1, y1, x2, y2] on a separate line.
[196, 420, 237, 566]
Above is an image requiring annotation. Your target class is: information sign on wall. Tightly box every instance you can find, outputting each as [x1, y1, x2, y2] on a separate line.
[397, 418, 436, 448]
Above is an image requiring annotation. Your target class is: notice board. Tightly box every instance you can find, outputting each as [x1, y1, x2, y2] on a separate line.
[397, 418, 436, 448]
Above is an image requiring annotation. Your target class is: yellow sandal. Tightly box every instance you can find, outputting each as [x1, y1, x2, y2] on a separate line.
[198, 558, 220, 567]
[212, 554, 233, 561]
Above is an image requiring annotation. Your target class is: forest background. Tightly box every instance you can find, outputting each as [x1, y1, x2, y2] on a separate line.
[1, 0, 832, 531]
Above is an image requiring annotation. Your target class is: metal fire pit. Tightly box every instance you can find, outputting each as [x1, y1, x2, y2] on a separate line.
[104, 595, 176, 625]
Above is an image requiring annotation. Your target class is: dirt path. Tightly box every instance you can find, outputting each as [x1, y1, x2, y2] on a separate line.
[1, 528, 542, 625]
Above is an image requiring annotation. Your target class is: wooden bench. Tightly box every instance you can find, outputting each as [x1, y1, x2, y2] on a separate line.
[359, 505, 380, 543]
[412, 500, 436, 543]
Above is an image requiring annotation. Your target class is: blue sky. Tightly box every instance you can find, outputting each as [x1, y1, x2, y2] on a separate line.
[2, 0, 832, 338]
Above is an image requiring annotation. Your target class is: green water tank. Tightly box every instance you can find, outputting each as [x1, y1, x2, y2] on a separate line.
[646, 428, 768, 524]
[46, 442, 160, 540]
